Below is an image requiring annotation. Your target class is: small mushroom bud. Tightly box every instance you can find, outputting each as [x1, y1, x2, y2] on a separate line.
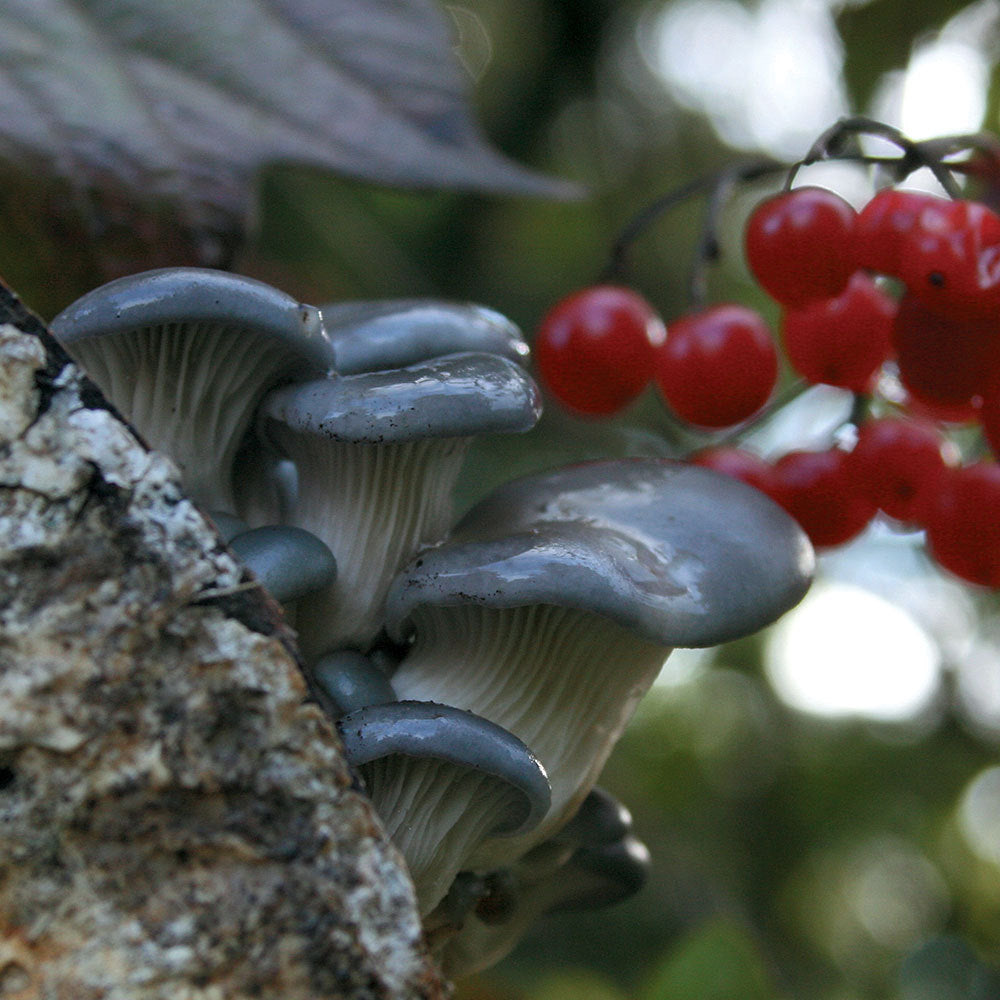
[436, 832, 651, 978]
[228, 525, 337, 605]
[311, 649, 397, 717]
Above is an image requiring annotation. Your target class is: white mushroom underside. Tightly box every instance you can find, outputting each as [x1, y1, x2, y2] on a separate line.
[273, 435, 469, 657]
[66, 325, 304, 512]
[361, 755, 526, 916]
[391, 604, 671, 862]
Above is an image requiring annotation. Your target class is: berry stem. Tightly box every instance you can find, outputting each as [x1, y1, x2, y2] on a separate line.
[786, 116, 963, 198]
[848, 391, 872, 429]
[601, 158, 784, 284]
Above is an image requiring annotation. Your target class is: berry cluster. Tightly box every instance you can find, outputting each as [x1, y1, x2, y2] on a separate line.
[535, 287, 778, 428]
[532, 145, 1000, 589]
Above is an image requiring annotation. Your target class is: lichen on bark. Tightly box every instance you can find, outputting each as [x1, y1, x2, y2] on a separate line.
[0, 288, 447, 999]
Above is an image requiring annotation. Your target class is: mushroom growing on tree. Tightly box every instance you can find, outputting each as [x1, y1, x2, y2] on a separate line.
[257, 351, 542, 658]
[428, 786, 650, 976]
[439, 836, 652, 977]
[50, 267, 333, 515]
[336, 701, 551, 915]
[385, 459, 814, 861]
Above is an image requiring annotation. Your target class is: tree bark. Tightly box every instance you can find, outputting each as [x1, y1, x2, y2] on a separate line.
[0, 284, 448, 999]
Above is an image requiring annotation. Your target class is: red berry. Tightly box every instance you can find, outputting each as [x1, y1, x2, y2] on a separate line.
[688, 446, 777, 496]
[903, 392, 981, 426]
[891, 294, 998, 410]
[770, 448, 877, 548]
[745, 186, 858, 306]
[653, 304, 778, 428]
[847, 417, 953, 523]
[534, 286, 665, 416]
[855, 188, 941, 276]
[923, 462, 1000, 588]
[981, 378, 1000, 459]
[781, 272, 896, 392]
[893, 197, 1000, 320]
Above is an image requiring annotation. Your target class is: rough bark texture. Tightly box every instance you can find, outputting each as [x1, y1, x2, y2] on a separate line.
[0, 287, 448, 999]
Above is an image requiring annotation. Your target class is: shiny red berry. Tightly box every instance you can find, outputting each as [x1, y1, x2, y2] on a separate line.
[653, 304, 778, 429]
[770, 448, 877, 549]
[855, 188, 940, 276]
[923, 462, 1000, 588]
[781, 272, 895, 392]
[534, 285, 665, 416]
[981, 379, 1000, 460]
[846, 417, 953, 523]
[745, 186, 858, 306]
[892, 197, 1000, 320]
[891, 294, 998, 410]
[688, 446, 777, 497]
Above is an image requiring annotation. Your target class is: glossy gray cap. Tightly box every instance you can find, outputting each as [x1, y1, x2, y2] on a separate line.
[51, 267, 332, 371]
[312, 650, 397, 717]
[228, 526, 337, 604]
[555, 787, 633, 848]
[259, 352, 541, 445]
[546, 835, 651, 913]
[320, 299, 530, 374]
[337, 701, 551, 837]
[386, 459, 814, 649]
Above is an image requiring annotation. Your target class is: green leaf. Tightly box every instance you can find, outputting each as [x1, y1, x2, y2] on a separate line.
[640, 919, 781, 1000]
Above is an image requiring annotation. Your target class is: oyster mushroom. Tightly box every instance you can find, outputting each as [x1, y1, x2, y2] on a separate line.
[320, 299, 530, 374]
[430, 787, 649, 977]
[386, 459, 813, 857]
[438, 834, 651, 978]
[257, 351, 541, 658]
[337, 701, 551, 915]
[554, 784, 633, 848]
[50, 267, 332, 514]
[228, 525, 336, 606]
[311, 649, 397, 717]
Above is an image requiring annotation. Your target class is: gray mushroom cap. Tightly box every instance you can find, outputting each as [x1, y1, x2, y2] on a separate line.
[386, 458, 814, 649]
[555, 787, 633, 849]
[337, 701, 551, 837]
[50, 268, 332, 512]
[228, 525, 337, 605]
[259, 352, 541, 446]
[320, 299, 530, 374]
[311, 650, 397, 717]
[52, 268, 330, 366]
[546, 835, 651, 913]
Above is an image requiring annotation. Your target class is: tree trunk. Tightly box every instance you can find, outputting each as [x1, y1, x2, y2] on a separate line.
[0, 284, 448, 999]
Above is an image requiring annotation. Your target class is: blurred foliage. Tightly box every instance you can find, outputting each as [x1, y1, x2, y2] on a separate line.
[7, 0, 1000, 997]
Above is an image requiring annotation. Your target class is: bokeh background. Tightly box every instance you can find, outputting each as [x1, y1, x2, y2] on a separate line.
[15, 0, 1000, 996]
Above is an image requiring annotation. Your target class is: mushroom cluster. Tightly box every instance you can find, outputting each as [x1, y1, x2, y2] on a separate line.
[51, 267, 814, 977]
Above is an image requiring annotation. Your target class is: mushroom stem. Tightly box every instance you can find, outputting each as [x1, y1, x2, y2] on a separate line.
[273, 435, 469, 657]
[391, 603, 670, 858]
